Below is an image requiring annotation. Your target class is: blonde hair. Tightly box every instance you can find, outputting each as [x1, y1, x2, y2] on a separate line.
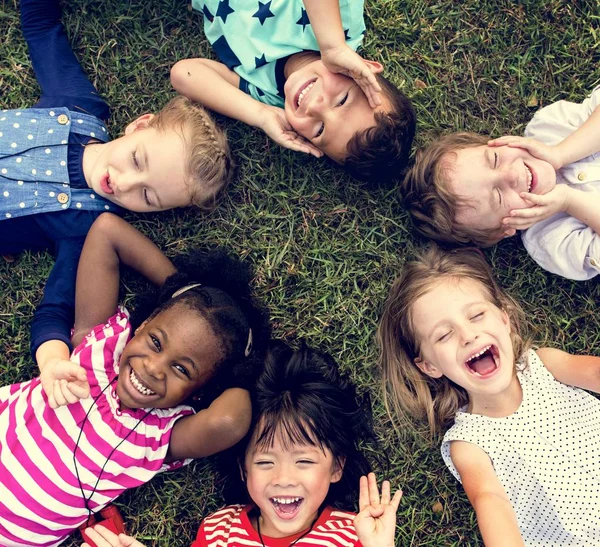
[378, 246, 530, 437]
[149, 96, 233, 211]
[401, 132, 504, 247]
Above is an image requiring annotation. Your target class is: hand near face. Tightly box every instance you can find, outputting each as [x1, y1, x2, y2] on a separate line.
[488, 136, 564, 171]
[40, 357, 90, 409]
[82, 525, 146, 547]
[503, 184, 573, 230]
[320, 44, 383, 108]
[354, 473, 402, 547]
[258, 104, 324, 158]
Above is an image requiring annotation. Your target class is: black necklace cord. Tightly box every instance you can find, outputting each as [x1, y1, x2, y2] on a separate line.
[72, 376, 153, 524]
[256, 511, 319, 547]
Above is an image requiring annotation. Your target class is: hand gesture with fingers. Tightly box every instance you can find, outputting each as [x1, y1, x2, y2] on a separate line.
[503, 185, 572, 230]
[258, 104, 323, 158]
[321, 44, 383, 108]
[82, 525, 146, 547]
[40, 357, 90, 409]
[488, 136, 564, 171]
[354, 472, 402, 547]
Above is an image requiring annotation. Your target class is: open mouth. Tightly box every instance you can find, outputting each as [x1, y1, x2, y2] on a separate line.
[100, 172, 114, 195]
[129, 368, 156, 397]
[270, 497, 304, 520]
[295, 79, 317, 110]
[464, 345, 499, 377]
[524, 164, 535, 193]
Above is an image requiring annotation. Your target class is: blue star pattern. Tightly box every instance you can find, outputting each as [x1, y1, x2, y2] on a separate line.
[194, 0, 366, 107]
[296, 8, 310, 31]
[202, 4, 214, 22]
[216, 0, 234, 23]
[252, 1, 275, 26]
[255, 54, 268, 69]
[211, 35, 241, 69]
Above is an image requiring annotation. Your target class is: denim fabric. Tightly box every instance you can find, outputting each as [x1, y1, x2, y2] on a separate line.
[0, 107, 118, 219]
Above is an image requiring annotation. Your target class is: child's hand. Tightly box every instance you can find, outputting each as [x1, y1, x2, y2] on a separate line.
[488, 136, 564, 171]
[320, 44, 383, 108]
[82, 525, 146, 547]
[258, 105, 323, 158]
[40, 357, 90, 409]
[354, 472, 402, 547]
[503, 185, 572, 230]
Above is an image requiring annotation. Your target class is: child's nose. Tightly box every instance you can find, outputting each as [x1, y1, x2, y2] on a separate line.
[114, 175, 141, 194]
[143, 356, 166, 380]
[458, 323, 478, 345]
[273, 465, 297, 487]
[305, 93, 326, 116]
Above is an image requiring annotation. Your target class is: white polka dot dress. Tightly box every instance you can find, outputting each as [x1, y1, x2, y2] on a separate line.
[441, 350, 600, 545]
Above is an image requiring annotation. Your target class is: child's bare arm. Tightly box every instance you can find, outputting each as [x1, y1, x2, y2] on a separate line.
[82, 525, 146, 547]
[302, 0, 382, 107]
[451, 441, 524, 547]
[171, 58, 321, 157]
[537, 347, 600, 393]
[166, 387, 252, 461]
[73, 213, 176, 347]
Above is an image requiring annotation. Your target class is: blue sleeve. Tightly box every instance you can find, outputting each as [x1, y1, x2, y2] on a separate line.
[29, 236, 85, 358]
[21, 0, 110, 121]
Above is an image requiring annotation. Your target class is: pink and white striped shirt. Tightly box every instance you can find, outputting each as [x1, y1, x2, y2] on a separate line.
[0, 308, 194, 547]
[191, 505, 363, 547]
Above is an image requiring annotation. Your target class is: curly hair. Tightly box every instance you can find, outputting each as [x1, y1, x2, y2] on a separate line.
[344, 74, 416, 185]
[148, 96, 233, 212]
[132, 248, 271, 407]
[378, 245, 531, 437]
[400, 132, 504, 247]
[219, 341, 374, 511]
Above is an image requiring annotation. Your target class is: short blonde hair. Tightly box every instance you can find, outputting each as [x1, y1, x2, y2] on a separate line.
[401, 132, 504, 247]
[149, 96, 232, 211]
[378, 246, 530, 437]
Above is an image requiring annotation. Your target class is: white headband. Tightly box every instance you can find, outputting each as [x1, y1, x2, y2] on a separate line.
[171, 283, 202, 299]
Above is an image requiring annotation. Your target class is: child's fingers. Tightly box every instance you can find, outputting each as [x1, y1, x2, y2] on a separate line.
[53, 379, 68, 407]
[367, 472, 380, 506]
[380, 480, 391, 505]
[487, 136, 520, 146]
[68, 380, 91, 400]
[390, 489, 403, 511]
[358, 475, 370, 512]
[89, 524, 121, 545]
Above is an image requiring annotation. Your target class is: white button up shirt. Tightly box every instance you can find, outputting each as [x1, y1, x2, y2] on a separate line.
[522, 86, 600, 280]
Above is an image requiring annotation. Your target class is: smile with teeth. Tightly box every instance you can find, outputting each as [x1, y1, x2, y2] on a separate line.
[271, 497, 302, 504]
[129, 368, 156, 396]
[464, 345, 499, 377]
[524, 165, 532, 192]
[297, 81, 316, 107]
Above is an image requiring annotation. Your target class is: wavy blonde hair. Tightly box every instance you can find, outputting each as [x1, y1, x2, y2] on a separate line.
[149, 96, 233, 211]
[378, 246, 530, 437]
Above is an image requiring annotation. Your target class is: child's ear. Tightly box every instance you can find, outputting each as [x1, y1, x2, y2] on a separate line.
[124, 113, 155, 135]
[414, 357, 443, 379]
[363, 60, 384, 74]
[502, 227, 517, 238]
[331, 456, 346, 484]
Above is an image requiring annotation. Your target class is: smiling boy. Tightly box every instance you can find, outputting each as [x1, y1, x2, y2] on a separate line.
[171, 0, 416, 183]
[402, 86, 600, 280]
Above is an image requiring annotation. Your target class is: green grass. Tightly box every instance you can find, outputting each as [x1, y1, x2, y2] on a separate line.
[2, 0, 600, 545]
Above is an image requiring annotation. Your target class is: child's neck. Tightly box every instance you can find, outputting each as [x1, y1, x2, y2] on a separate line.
[467, 373, 523, 418]
[81, 140, 105, 189]
[284, 51, 320, 80]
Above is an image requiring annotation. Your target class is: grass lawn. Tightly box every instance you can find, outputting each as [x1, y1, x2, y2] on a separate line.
[2, 0, 600, 545]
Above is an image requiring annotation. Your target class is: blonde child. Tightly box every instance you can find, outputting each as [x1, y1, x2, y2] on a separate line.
[401, 86, 600, 281]
[0, 214, 270, 546]
[2, 0, 231, 372]
[82, 342, 402, 547]
[170, 0, 415, 183]
[379, 246, 600, 545]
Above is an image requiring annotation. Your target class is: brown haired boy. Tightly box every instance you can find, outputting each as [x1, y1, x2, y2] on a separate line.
[171, 0, 416, 184]
[402, 86, 600, 280]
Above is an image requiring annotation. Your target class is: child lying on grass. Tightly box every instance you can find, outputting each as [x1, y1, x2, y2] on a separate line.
[402, 85, 600, 280]
[171, 0, 416, 184]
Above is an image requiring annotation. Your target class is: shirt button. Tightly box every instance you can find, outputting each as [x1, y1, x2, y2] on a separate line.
[57, 114, 69, 125]
[591, 258, 598, 267]
[57, 192, 69, 204]
[577, 172, 587, 181]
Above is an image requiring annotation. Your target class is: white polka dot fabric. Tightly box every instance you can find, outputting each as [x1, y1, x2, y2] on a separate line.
[0, 106, 115, 218]
[441, 350, 600, 544]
